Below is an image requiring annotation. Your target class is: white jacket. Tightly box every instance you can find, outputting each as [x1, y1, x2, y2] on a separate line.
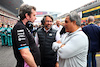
[52, 28, 89, 67]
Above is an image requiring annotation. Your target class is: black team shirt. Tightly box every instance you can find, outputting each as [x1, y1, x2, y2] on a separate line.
[12, 21, 41, 67]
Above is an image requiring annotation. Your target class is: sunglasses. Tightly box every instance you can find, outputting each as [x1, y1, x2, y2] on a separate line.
[65, 20, 68, 23]
[46, 20, 52, 22]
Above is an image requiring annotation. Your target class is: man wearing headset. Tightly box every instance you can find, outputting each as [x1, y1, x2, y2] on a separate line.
[12, 4, 41, 67]
[35, 15, 60, 67]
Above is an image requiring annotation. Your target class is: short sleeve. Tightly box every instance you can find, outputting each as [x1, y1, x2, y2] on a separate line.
[15, 26, 29, 50]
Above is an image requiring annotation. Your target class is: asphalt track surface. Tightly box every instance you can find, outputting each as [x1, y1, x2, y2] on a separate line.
[0, 44, 100, 67]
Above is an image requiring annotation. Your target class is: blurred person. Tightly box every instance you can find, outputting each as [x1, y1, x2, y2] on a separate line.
[95, 21, 100, 26]
[0, 24, 7, 46]
[52, 12, 89, 67]
[10, 25, 13, 28]
[81, 23, 85, 28]
[35, 15, 60, 67]
[61, 22, 65, 26]
[32, 24, 38, 37]
[6, 25, 13, 47]
[59, 26, 66, 37]
[53, 22, 56, 25]
[0, 24, 2, 28]
[82, 16, 100, 67]
[37, 24, 42, 30]
[0, 24, 2, 36]
[85, 22, 88, 26]
[12, 4, 41, 67]
[52, 19, 63, 32]
[59, 22, 66, 37]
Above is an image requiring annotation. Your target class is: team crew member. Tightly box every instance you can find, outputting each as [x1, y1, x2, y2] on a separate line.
[12, 4, 41, 67]
[0, 24, 7, 46]
[6, 25, 13, 47]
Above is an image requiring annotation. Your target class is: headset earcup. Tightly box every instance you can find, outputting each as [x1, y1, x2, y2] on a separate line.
[26, 21, 33, 30]
[41, 19, 44, 25]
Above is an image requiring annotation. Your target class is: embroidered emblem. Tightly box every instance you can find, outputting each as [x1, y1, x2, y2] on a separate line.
[49, 33, 52, 36]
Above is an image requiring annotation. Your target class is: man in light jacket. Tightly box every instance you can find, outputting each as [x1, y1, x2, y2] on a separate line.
[52, 12, 89, 67]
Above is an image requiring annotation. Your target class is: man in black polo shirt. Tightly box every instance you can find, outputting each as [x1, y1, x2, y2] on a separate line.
[12, 4, 41, 67]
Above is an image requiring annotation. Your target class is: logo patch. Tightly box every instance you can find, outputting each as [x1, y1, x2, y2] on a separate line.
[20, 44, 27, 46]
[17, 29, 25, 41]
[49, 33, 52, 36]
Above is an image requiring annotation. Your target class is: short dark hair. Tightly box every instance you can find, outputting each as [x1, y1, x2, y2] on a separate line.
[41, 15, 53, 25]
[19, 4, 36, 20]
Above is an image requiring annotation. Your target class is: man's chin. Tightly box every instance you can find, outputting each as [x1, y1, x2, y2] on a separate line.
[46, 27, 51, 29]
[46, 27, 50, 29]
[48, 25, 52, 27]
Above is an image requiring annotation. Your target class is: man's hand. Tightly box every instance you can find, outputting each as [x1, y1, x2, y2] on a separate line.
[56, 40, 61, 43]
[60, 44, 65, 48]
[55, 62, 59, 67]
[56, 40, 65, 48]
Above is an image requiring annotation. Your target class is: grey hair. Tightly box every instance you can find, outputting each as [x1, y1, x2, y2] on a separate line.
[87, 16, 94, 22]
[66, 12, 81, 26]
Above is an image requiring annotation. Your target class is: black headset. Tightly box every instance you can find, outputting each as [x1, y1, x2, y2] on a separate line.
[41, 15, 54, 25]
[26, 21, 33, 31]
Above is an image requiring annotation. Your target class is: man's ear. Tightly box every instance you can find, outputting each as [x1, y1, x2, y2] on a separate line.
[73, 21, 76, 25]
[25, 13, 29, 20]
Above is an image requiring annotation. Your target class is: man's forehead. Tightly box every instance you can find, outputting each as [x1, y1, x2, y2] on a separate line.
[31, 10, 36, 16]
[66, 16, 70, 18]
[45, 16, 51, 19]
[65, 16, 70, 20]
[31, 9, 36, 12]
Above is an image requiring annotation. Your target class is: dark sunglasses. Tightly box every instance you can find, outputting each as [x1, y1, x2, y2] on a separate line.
[65, 20, 68, 23]
[46, 20, 52, 22]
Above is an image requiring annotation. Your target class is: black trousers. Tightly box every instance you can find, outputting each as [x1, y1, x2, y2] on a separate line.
[40, 58, 56, 67]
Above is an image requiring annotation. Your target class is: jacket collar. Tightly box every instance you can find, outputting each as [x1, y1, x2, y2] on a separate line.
[68, 27, 82, 36]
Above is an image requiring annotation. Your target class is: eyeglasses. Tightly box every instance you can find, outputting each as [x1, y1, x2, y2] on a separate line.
[65, 20, 68, 23]
[46, 20, 52, 22]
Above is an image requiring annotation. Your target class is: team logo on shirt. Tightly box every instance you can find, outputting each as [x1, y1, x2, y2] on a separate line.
[49, 33, 52, 36]
[20, 44, 27, 46]
[17, 29, 25, 41]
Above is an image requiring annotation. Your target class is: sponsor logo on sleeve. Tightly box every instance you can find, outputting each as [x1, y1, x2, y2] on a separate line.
[17, 29, 26, 41]
[20, 44, 27, 46]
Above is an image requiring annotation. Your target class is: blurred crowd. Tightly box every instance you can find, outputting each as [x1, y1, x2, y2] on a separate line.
[0, 24, 12, 47]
